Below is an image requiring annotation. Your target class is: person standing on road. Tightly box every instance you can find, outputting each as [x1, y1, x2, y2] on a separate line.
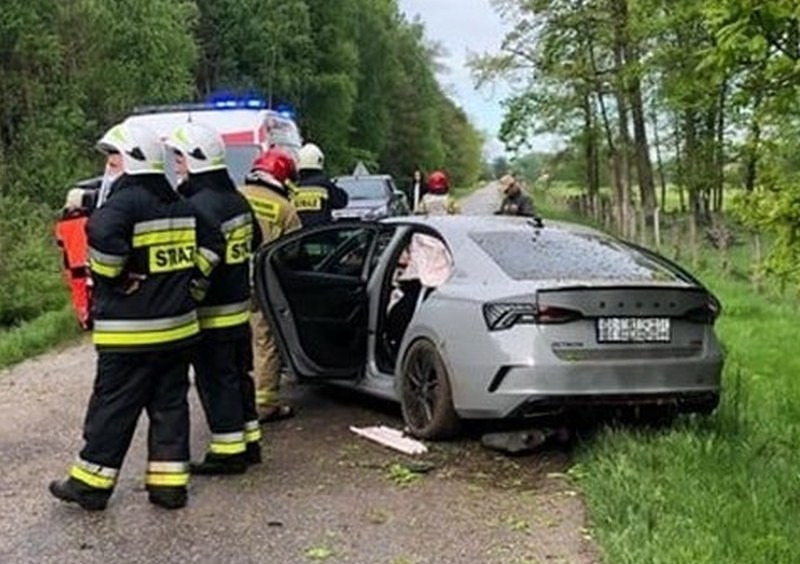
[410, 168, 426, 213]
[496, 174, 537, 217]
[167, 123, 264, 475]
[416, 170, 460, 215]
[241, 148, 302, 422]
[291, 142, 348, 227]
[49, 122, 225, 511]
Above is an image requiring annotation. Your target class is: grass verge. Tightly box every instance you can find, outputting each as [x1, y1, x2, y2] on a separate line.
[535, 187, 800, 562]
[0, 306, 84, 370]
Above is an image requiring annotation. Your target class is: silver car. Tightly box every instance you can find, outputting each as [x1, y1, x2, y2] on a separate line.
[331, 174, 410, 221]
[253, 215, 723, 439]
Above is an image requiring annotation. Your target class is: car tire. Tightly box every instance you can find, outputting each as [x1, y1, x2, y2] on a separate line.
[399, 339, 461, 440]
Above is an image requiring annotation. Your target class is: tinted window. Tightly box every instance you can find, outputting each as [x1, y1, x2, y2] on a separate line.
[470, 229, 685, 282]
[336, 178, 390, 200]
[273, 227, 375, 277]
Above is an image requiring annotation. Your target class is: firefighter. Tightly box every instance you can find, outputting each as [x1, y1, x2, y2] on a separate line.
[49, 122, 225, 510]
[291, 142, 348, 227]
[417, 170, 460, 215]
[496, 174, 537, 217]
[166, 123, 263, 474]
[240, 148, 302, 422]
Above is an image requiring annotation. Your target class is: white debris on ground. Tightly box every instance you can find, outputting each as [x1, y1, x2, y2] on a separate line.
[349, 425, 428, 455]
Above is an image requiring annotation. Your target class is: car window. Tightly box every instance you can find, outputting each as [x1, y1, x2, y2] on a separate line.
[336, 178, 390, 200]
[470, 229, 687, 282]
[273, 227, 376, 277]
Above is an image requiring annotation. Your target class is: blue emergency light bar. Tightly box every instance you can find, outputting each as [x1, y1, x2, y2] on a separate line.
[132, 97, 270, 115]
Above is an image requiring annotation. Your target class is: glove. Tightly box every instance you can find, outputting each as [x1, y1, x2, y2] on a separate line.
[190, 278, 211, 303]
[64, 188, 88, 211]
[115, 273, 147, 295]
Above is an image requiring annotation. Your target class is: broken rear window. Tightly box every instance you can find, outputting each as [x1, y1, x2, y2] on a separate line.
[469, 229, 686, 282]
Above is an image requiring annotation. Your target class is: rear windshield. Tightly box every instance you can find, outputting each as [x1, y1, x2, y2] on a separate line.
[470, 229, 687, 282]
[336, 178, 390, 200]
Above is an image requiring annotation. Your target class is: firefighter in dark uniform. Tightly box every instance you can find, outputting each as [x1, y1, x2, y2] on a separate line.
[291, 142, 349, 227]
[49, 122, 225, 511]
[167, 123, 263, 474]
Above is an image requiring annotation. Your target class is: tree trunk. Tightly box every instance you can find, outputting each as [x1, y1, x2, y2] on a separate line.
[744, 90, 764, 192]
[683, 109, 703, 224]
[611, 0, 632, 237]
[713, 80, 727, 212]
[673, 117, 686, 213]
[588, 38, 625, 234]
[624, 44, 656, 221]
[651, 108, 667, 211]
[582, 93, 600, 218]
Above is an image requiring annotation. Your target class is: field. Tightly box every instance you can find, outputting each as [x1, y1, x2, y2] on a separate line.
[534, 186, 800, 563]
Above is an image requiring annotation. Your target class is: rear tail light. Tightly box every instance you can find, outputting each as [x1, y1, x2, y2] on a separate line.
[684, 297, 721, 324]
[483, 302, 583, 331]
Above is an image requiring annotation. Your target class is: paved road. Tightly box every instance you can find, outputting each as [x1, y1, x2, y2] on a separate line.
[0, 185, 597, 564]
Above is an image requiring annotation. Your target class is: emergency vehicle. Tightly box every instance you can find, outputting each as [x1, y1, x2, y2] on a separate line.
[56, 97, 302, 329]
[126, 98, 302, 184]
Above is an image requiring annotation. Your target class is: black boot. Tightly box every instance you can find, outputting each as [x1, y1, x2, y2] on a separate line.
[148, 486, 187, 510]
[49, 478, 110, 511]
[190, 453, 247, 475]
[245, 442, 262, 465]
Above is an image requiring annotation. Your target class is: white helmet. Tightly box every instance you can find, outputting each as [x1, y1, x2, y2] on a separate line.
[96, 122, 165, 175]
[165, 122, 226, 174]
[298, 142, 325, 171]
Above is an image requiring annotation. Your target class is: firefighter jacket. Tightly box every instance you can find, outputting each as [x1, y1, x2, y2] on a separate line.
[178, 171, 263, 340]
[417, 193, 460, 215]
[86, 174, 225, 352]
[240, 178, 302, 244]
[291, 170, 349, 227]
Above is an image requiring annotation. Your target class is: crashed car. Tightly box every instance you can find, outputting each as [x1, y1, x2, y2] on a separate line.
[253, 215, 723, 439]
[331, 174, 410, 221]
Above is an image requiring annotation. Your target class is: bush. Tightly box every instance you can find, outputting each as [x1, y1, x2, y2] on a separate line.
[0, 195, 68, 327]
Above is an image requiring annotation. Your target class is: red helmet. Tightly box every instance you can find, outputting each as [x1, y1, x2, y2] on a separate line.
[427, 170, 449, 194]
[250, 148, 297, 184]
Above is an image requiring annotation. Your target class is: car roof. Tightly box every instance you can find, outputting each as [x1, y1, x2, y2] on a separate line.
[380, 215, 696, 287]
[382, 214, 605, 239]
[335, 174, 393, 181]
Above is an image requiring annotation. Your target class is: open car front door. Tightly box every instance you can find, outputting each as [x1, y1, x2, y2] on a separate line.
[253, 223, 383, 380]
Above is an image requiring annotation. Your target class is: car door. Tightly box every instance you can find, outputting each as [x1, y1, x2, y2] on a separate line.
[253, 223, 387, 379]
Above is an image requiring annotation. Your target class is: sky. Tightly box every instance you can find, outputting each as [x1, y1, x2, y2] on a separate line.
[397, 0, 513, 158]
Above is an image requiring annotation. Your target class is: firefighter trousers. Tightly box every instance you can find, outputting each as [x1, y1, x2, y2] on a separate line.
[75, 349, 191, 492]
[193, 330, 260, 455]
[251, 309, 282, 408]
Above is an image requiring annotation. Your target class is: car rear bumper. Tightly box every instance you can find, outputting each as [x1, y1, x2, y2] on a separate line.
[455, 358, 723, 419]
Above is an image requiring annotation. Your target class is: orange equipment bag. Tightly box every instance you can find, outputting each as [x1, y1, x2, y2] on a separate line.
[55, 211, 92, 330]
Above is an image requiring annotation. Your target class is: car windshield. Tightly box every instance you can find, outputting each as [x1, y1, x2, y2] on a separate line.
[470, 229, 687, 282]
[336, 178, 389, 200]
[165, 145, 261, 187]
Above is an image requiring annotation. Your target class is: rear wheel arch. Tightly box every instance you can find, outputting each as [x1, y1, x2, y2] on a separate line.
[398, 337, 461, 440]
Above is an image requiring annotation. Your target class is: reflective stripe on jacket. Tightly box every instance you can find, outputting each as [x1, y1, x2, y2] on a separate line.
[87, 174, 224, 352]
[179, 171, 262, 340]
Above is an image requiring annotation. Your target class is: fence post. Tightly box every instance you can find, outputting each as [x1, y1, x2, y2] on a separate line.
[654, 207, 661, 250]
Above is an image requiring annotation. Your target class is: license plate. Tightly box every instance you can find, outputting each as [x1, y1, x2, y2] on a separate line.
[596, 317, 671, 343]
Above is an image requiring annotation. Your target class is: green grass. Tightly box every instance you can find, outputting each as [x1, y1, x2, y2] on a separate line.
[536, 184, 800, 562]
[0, 306, 84, 370]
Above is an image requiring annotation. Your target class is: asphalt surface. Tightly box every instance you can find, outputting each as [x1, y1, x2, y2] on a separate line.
[0, 185, 598, 564]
